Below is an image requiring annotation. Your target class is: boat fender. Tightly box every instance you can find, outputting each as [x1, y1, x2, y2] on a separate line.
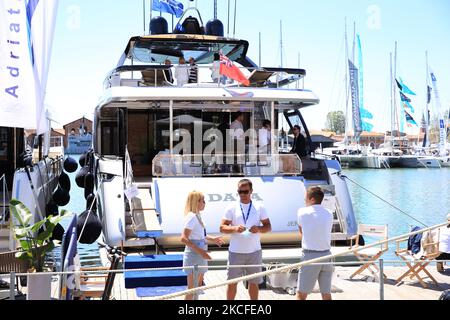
[86, 193, 96, 211]
[77, 209, 102, 244]
[51, 223, 65, 241]
[52, 185, 70, 207]
[79, 152, 88, 167]
[58, 171, 71, 191]
[45, 200, 59, 217]
[38, 223, 65, 242]
[84, 172, 94, 200]
[75, 165, 89, 188]
[64, 156, 78, 173]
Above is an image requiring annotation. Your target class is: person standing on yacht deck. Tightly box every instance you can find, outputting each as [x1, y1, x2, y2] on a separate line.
[258, 119, 271, 155]
[163, 59, 174, 84]
[220, 179, 272, 300]
[181, 191, 224, 300]
[175, 56, 190, 87]
[296, 186, 333, 300]
[291, 125, 308, 158]
[188, 57, 198, 84]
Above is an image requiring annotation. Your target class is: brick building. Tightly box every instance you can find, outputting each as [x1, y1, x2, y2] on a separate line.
[63, 117, 93, 148]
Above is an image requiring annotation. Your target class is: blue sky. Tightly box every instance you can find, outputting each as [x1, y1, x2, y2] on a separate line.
[45, 0, 450, 132]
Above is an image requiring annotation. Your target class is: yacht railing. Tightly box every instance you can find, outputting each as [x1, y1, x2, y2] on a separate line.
[151, 153, 302, 177]
[4, 221, 449, 301]
[103, 65, 305, 90]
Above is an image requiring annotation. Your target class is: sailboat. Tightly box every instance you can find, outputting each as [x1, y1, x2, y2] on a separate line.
[321, 23, 383, 169]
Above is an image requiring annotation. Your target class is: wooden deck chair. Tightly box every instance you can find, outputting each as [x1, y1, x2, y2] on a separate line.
[73, 254, 111, 300]
[349, 224, 388, 281]
[395, 228, 440, 288]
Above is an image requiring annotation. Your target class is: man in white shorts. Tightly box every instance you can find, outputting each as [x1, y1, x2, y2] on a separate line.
[220, 179, 272, 300]
[297, 186, 333, 300]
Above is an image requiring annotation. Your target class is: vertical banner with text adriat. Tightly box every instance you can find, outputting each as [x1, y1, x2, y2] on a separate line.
[0, 0, 37, 128]
[0, 0, 59, 134]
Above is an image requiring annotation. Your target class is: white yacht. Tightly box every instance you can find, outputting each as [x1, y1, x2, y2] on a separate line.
[91, 9, 359, 251]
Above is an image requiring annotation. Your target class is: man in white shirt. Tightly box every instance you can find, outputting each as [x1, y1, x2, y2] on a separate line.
[230, 112, 244, 140]
[436, 214, 450, 272]
[220, 179, 272, 300]
[296, 186, 333, 300]
[258, 119, 271, 155]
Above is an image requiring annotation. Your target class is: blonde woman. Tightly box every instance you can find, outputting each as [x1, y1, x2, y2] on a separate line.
[181, 191, 223, 300]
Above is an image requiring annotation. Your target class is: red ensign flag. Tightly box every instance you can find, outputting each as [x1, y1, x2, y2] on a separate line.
[219, 54, 250, 86]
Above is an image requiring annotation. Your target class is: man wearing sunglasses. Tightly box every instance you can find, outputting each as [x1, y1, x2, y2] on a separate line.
[220, 179, 272, 300]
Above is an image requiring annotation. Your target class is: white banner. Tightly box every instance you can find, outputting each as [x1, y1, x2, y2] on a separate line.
[0, 0, 37, 128]
[0, 0, 58, 133]
[30, 0, 59, 134]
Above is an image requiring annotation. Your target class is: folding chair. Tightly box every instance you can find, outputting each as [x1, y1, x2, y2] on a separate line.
[349, 224, 388, 281]
[395, 228, 440, 288]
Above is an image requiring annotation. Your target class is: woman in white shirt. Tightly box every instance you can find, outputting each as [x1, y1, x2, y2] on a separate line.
[175, 56, 190, 87]
[181, 191, 223, 300]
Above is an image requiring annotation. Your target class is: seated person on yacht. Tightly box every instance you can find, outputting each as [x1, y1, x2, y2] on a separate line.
[175, 56, 190, 87]
[436, 214, 450, 272]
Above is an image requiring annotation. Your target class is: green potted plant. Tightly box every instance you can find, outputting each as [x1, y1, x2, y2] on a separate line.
[10, 199, 69, 300]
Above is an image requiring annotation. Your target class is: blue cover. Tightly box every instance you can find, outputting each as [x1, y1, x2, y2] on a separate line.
[136, 230, 163, 238]
[124, 270, 187, 288]
[135, 286, 187, 297]
[124, 254, 183, 269]
[407, 226, 422, 254]
[61, 214, 78, 269]
[62, 227, 78, 300]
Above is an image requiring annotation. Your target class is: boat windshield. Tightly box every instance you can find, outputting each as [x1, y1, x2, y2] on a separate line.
[130, 37, 247, 64]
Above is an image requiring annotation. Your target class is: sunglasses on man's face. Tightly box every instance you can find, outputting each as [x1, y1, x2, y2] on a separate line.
[238, 189, 251, 195]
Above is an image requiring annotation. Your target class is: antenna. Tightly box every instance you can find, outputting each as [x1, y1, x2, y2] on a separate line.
[227, 0, 230, 36]
[259, 32, 262, 67]
[279, 20, 283, 68]
[233, 0, 237, 37]
[214, 0, 217, 19]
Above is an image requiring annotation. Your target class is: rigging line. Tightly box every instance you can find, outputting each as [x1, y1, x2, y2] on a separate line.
[328, 35, 346, 113]
[341, 174, 428, 227]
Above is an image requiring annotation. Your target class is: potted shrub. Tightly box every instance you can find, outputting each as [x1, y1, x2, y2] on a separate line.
[10, 199, 68, 300]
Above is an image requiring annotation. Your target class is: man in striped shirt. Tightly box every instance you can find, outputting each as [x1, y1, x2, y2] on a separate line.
[188, 57, 198, 84]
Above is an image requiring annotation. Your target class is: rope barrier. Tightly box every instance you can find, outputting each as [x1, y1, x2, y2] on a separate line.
[154, 220, 449, 300]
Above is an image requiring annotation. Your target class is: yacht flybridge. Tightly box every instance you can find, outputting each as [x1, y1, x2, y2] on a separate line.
[92, 8, 358, 250]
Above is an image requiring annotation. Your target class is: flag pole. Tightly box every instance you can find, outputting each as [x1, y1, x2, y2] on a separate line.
[227, 0, 230, 36]
[143, 0, 146, 34]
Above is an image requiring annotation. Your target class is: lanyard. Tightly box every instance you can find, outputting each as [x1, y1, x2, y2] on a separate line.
[240, 201, 253, 225]
[195, 214, 207, 237]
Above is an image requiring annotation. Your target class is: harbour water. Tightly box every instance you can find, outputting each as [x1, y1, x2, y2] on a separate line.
[57, 155, 450, 265]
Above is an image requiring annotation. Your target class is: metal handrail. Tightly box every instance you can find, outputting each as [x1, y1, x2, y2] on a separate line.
[104, 64, 305, 89]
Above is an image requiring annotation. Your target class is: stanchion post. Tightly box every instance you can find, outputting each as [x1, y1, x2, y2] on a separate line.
[10, 272, 15, 300]
[379, 259, 384, 300]
[193, 265, 199, 300]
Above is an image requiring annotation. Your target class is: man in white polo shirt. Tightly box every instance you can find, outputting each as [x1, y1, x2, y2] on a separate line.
[296, 186, 333, 300]
[220, 179, 272, 300]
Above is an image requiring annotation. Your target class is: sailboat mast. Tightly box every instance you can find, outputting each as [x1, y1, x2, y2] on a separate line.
[424, 51, 430, 148]
[393, 41, 400, 138]
[390, 52, 394, 153]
